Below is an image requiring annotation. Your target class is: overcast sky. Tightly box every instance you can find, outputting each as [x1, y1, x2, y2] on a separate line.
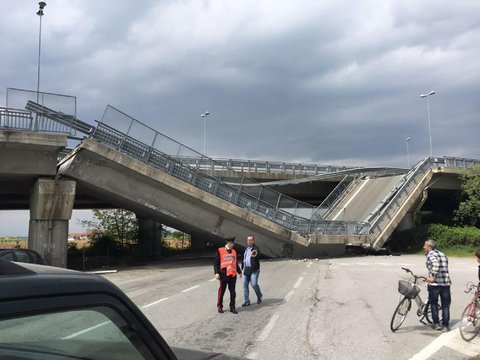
[1, 0, 479, 236]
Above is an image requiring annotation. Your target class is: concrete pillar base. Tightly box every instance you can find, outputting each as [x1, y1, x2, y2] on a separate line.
[29, 179, 76, 268]
[137, 217, 163, 259]
[29, 220, 69, 268]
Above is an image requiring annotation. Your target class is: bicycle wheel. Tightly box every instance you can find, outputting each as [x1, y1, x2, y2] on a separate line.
[423, 301, 432, 324]
[391, 297, 411, 332]
[460, 302, 480, 342]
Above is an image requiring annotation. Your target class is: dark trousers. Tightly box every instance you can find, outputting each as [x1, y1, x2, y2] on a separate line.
[428, 285, 451, 326]
[217, 275, 236, 309]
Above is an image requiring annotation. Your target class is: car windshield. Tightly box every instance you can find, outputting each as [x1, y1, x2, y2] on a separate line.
[0, 307, 148, 360]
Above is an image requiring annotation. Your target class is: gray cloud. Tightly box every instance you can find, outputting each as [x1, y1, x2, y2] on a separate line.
[1, 0, 479, 235]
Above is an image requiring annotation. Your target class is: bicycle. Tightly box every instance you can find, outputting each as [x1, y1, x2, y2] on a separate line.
[390, 267, 432, 332]
[459, 282, 480, 342]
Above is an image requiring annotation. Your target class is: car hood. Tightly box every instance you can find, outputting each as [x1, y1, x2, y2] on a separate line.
[172, 346, 246, 360]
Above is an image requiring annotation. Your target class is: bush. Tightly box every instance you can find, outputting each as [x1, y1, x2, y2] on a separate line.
[67, 242, 81, 256]
[391, 224, 480, 253]
[428, 224, 480, 249]
[88, 234, 125, 256]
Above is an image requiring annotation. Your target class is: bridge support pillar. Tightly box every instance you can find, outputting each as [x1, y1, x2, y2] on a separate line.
[190, 235, 211, 252]
[28, 179, 76, 268]
[137, 217, 163, 259]
[397, 212, 414, 232]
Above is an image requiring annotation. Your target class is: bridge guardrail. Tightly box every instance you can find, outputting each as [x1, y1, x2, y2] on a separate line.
[317, 175, 354, 220]
[1, 88, 79, 136]
[91, 106, 375, 236]
[0, 107, 33, 130]
[175, 156, 354, 176]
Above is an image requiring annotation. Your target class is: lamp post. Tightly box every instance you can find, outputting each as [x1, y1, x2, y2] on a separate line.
[419, 90, 435, 157]
[200, 111, 210, 155]
[405, 137, 411, 168]
[36, 1, 47, 103]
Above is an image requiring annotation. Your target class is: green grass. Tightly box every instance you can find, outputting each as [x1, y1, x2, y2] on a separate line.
[399, 246, 474, 258]
[396, 246, 476, 258]
[442, 246, 477, 258]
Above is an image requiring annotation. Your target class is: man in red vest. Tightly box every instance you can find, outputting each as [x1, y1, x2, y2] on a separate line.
[214, 237, 242, 314]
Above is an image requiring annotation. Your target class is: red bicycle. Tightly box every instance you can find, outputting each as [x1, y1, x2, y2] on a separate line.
[460, 282, 480, 342]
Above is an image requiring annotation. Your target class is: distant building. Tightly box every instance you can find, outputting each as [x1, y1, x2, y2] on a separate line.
[68, 232, 91, 241]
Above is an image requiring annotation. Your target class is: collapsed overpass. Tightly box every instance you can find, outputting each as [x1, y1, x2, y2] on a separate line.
[1, 89, 479, 265]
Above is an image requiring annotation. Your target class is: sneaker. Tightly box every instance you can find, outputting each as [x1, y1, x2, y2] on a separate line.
[431, 323, 442, 331]
[257, 295, 263, 304]
[242, 301, 251, 307]
[218, 307, 224, 314]
[230, 308, 238, 314]
[441, 326, 450, 332]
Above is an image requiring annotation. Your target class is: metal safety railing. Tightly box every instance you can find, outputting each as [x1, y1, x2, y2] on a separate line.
[0, 88, 80, 136]
[175, 156, 355, 176]
[0, 107, 33, 130]
[316, 175, 355, 220]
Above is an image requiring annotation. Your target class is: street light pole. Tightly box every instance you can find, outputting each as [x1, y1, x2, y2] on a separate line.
[419, 90, 435, 157]
[36, 2, 47, 103]
[405, 137, 411, 168]
[200, 111, 210, 155]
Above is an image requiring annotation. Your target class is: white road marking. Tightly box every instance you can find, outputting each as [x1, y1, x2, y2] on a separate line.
[293, 276, 304, 289]
[182, 285, 200, 292]
[446, 335, 480, 357]
[331, 179, 370, 220]
[209, 278, 217, 282]
[141, 297, 169, 309]
[285, 290, 295, 302]
[407, 326, 458, 360]
[257, 314, 280, 342]
[61, 321, 110, 339]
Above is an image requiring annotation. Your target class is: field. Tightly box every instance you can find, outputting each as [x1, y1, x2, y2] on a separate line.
[0, 238, 91, 250]
[1, 237, 188, 250]
[0, 238, 27, 249]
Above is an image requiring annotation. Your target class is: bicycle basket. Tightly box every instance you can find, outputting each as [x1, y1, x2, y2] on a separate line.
[398, 280, 420, 299]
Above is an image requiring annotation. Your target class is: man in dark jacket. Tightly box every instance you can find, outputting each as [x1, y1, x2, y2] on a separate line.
[241, 235, 263, 307]
[214, 237, 242, 314]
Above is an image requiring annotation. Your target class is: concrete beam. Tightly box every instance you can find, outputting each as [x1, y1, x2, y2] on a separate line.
[0, 130, 67, 177]
[58, 140, 309, 257]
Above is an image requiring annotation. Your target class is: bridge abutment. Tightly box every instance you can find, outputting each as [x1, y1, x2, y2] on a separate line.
[28, 179, 76, 268]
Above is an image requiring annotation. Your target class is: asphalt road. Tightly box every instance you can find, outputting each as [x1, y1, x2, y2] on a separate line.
[101, 254, 480, 360]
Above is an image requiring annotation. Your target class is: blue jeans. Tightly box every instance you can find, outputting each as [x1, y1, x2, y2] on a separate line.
[428, 285, 451, 326]
[243, 270, 262, 303]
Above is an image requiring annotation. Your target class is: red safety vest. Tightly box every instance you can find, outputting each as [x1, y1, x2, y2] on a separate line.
[218, 247, 237, 277]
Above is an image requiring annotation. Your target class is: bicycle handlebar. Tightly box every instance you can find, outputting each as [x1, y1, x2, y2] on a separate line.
[401, 267, 427, 282]
[465, 281, 479, 294]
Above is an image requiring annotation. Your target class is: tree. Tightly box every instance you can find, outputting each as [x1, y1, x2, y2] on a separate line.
[80, 209, 139, 247]
[455, 164, 480, 227]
